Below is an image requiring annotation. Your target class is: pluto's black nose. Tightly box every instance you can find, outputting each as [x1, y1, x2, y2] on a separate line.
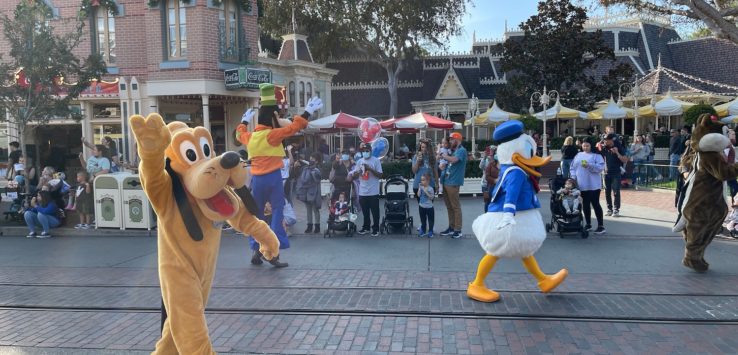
[220, 151, 241, 169]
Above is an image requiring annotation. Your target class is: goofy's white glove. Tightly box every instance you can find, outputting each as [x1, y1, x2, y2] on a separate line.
[305, 96, 323, 116]
[241, 108, 256, 124]
[496, 212, 516, 230]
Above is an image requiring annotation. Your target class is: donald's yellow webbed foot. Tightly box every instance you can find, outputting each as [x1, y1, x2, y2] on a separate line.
[467, 254, 500, 302]
[466, 283, 500, 303]
[521, 256, 568, 293]
[537, 269, 568, 293]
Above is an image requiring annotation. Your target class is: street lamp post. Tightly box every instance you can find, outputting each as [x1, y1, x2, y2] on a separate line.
[618, 74, 640, 136]
[529, 87, 558, 157]
[468, 94, 479, 155]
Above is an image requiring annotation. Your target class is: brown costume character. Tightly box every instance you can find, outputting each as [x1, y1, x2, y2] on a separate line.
[676, 114, 738, 272]
[130, 113, 280, 354]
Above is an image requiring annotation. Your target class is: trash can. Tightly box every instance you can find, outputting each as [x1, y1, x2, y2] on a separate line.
[121, 175, 155, 230]
[93, 173, 129, 229]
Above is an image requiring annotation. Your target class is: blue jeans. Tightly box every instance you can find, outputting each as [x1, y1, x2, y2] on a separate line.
[24, 211, 60, 234]
[669, 153, 681, 180]
[631, 159, 645, 185]
[249, 170, 289, 251]
[560, 159, 572, 178]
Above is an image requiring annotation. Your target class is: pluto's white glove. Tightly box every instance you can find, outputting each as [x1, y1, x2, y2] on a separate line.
[496, 212, 516, 230]
[305, 97, 323, 115]
[241, 108, 256, 124]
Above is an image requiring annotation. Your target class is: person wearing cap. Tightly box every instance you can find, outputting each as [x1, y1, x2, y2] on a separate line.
[601, 133, 628, 218]
[236, 83, 323, 267]
[439, 132, 467, 238]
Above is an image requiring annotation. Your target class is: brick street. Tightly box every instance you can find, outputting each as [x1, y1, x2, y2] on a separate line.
[1, 190, 737, 354]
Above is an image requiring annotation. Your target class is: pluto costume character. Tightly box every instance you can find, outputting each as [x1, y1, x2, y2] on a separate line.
[130, 114, 280, 354]
[675, 114, 738, 272]
[467, 120, 568, 303]
[236, 83, 322, 266]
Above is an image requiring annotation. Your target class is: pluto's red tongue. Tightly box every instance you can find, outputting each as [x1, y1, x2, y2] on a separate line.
[208, 191, 235, 216]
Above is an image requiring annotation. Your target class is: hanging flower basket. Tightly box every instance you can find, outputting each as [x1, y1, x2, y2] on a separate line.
[212, 0, 252, 12]
[79, 0, 118, 17]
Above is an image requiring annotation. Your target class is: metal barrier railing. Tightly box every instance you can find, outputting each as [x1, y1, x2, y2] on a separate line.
[629, 163, 677, 190]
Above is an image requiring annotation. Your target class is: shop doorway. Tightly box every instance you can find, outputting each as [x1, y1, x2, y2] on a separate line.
[35, 125, 82, 175]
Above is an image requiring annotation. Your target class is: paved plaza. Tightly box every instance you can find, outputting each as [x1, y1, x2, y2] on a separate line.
[0, 189, 737, 354]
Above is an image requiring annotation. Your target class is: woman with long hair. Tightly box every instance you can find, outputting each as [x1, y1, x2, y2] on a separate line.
[412, 139, 437, 202]
[560, 136, 578, 178]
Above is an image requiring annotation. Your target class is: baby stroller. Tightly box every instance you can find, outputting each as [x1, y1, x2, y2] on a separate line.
[2, 186, 28, 224]
[380, 175, 413, 235]
[324, 185, 357, 238]
[545, 175, 588, 239]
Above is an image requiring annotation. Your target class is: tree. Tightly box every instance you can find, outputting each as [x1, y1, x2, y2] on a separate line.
[0, 0, 106, 190]
[259, 0, 469, 117]
[598, 1, 738, 44]
[683, 104, 717, 125]
[496, 0, 634, 114]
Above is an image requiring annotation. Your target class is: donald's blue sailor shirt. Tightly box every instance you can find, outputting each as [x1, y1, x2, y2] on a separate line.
[488, 165, 540, 214]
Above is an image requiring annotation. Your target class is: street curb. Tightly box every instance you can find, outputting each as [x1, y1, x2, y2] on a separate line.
[0, 226, 680, 240]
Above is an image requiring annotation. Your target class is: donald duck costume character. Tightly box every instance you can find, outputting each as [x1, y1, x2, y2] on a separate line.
[467, 120, 568, 303]
[236, 83, 323, 267]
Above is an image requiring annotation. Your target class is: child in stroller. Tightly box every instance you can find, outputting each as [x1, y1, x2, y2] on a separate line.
[555, 178, 580, 215]
[546, 175, 588, 238]
[724, 193, 738, 239]
[325, 190, 356, 237]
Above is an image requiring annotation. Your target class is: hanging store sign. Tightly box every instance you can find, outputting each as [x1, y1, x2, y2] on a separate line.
[224, 67, 272, 90]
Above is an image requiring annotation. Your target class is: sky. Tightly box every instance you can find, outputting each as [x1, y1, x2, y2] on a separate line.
[446, 1, 692, 53]
[447, 0, 541, 53]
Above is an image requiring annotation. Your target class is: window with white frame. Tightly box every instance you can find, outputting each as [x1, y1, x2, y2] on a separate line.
[167, 0, 187, 58]
[95, 8, 116, 64]
[289, 82, 295, 107]
[299, 81, 305, 107]
[218, 0, 239, 62]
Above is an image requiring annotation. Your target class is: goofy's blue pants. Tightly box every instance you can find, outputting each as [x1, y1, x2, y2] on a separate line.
[249, 169, 289, 251]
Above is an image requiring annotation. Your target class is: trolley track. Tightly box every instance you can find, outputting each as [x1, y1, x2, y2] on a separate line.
[1, 303, 737, 325]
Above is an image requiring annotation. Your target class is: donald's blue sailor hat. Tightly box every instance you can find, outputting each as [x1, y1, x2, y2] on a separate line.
[492, 120, 524, 144]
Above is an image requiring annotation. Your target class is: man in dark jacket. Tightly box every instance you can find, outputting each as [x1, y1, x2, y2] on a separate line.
[669, 129, 685, 179]
[601, 134, 628, 217]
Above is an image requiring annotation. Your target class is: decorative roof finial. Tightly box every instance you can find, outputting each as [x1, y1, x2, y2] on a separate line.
[473, 30, 476, 43]
[657, 53, 662, 68]
[504, 19, 508, 33]
[291, 6, 297, 34]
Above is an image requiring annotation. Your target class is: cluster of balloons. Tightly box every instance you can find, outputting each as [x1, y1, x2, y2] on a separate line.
[358, 118, 389, 159]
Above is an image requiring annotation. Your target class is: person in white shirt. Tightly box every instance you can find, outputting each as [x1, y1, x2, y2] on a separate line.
[570, 141, 607, 234]
[349, 145, 383, 236]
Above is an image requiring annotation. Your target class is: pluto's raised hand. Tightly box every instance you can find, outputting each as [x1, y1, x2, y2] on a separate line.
[129, 114, 171, 158]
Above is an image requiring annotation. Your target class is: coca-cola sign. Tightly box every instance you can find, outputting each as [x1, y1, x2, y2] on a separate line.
[224, 67, 272, 90]
[224, 69, 241, 89]
[244, 68, 272, 88]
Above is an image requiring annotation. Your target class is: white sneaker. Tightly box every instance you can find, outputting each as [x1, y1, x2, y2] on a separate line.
[26, 232, 36, 238]
[74, 224, 84, 229]
[80, 224, 90, 229]
[606, 210, 613, 216]
[613, 210, 621, 217]
[37, 232, 51, 239]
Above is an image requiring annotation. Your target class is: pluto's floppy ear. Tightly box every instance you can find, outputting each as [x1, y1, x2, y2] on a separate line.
[233, 185, 260, 216]
[165, 158, 204, 241]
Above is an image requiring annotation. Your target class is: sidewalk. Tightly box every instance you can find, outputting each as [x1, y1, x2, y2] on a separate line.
[0, 186, 679, 238]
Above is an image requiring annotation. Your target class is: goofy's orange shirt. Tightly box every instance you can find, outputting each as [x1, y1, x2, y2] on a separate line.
[236, 115, 308, 176]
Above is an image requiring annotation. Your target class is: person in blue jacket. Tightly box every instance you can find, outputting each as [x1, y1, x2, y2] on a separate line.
[24, 190, 61, 238]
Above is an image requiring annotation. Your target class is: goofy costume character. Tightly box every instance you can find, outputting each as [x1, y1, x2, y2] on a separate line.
[236, 83, 322, 267]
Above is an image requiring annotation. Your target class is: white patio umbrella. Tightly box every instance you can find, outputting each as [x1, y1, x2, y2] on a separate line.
[654, 91, 695, 130]
[587, 97, 634, 133]
[534, 99, 587, 137]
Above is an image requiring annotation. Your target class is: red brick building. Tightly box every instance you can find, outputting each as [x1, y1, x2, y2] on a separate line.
[0, 0, 266, 170]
